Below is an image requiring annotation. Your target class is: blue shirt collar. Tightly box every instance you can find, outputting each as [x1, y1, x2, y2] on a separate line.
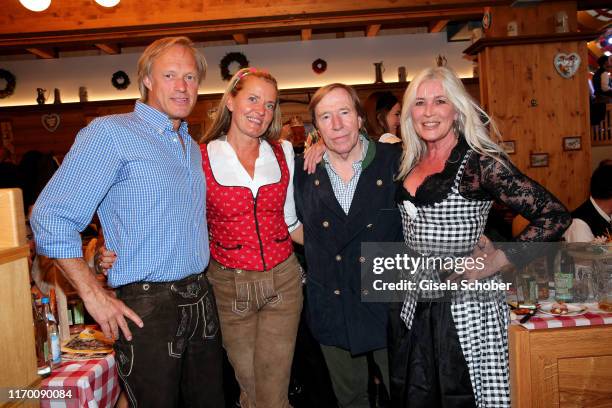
[134, 100, 189, 136]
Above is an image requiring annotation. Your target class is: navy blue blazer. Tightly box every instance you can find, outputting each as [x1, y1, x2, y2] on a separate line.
[295, 141, 403, 355]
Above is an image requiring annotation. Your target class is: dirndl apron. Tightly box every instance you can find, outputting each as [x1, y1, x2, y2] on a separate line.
[397, 150, 510, 408]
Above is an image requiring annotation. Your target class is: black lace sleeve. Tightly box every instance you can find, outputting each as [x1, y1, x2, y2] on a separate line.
[460, 152, 571, 267]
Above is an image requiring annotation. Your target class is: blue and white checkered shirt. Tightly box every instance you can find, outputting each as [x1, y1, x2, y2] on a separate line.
[31, 101, 209, 287]
[323, 135, 368, 214]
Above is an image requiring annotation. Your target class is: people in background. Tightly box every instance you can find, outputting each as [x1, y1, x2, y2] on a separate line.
[295, 83, 402, 407]
[593, 55, 612, 100]
[364, 91, 402, 144]
[280, 116, 308, 154]
[31, 37, 224, 407]
[591, 55, 612, 125]
[17, 150, 59, 212]
[392, 66, 570, 407]
[200, 67, 304, 408]
[564, 161, 612, 242]
[0, 145, 20, 189]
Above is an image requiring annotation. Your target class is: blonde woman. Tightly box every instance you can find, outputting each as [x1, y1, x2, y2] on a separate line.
[391, 66, 570, 407]
[200, 67, 304, 408]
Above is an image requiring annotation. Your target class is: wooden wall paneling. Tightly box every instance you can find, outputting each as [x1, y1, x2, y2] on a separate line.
[486, 1, 578, 38]
[0, 80, 479, 160]
[89, 103, 134, 118]
[187, 100, 220, 142]
[0, 101, 135, 161]
[525, 43, 558, 194]
[475, 37, 590, 210]
[9, 110, 90, 159]
[464, 81, 480, 105]
[530, 41, 590, 210]
[477, 50, 489, 113]
[481, 44, 534, 171]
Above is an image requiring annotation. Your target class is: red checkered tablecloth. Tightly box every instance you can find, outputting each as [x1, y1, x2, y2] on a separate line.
[513, 307, 612, 330]
[40, 353, 120, 408]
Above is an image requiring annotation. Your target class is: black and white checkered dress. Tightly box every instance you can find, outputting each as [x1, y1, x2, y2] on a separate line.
[398, 150, 510, 407]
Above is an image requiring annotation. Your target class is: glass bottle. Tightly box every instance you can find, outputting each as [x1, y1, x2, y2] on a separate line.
[554, 250, 575, 302]
[32, 296, 51, 376]
[42, 297, 62, 368]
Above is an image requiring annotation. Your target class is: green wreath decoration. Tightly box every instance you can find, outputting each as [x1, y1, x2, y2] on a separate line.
[219, 52, 250, 81]
[111, 70, 130, 90]
[0, 69, 16, 99]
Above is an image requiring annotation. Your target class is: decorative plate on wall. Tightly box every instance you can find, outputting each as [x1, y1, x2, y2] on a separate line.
[41, 113, 60, 132]
[553, 53, 580, 79]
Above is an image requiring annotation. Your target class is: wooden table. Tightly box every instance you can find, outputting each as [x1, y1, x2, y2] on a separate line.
[509, 324, 612, 407]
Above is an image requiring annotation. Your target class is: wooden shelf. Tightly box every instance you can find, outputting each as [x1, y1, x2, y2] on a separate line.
[0, 245, 30, 266]
[464, 31, 600, 56]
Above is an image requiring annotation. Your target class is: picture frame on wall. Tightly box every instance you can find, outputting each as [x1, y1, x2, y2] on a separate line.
[530, 153, 549, 168]
[562, 136, 581, 151]
[500, 140, 516, 155]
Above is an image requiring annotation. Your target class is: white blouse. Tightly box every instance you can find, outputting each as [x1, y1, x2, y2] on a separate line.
[378, 133, 402, 144]
[206, 136, 301, 232]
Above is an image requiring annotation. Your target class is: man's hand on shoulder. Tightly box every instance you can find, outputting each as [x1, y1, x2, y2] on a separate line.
[303, 139, 326, 174]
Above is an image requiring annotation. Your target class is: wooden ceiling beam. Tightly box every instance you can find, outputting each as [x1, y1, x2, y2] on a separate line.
[0, 7, 483, 51]
[429, 19, 449, 33]
[301, 28, 312, 41]
[94, 43, 120, 54]
[366, 24, 381, 37]
[232, 33, 248, 44]
[0, 1, 511, 35]
[25, 47, 57, 59]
